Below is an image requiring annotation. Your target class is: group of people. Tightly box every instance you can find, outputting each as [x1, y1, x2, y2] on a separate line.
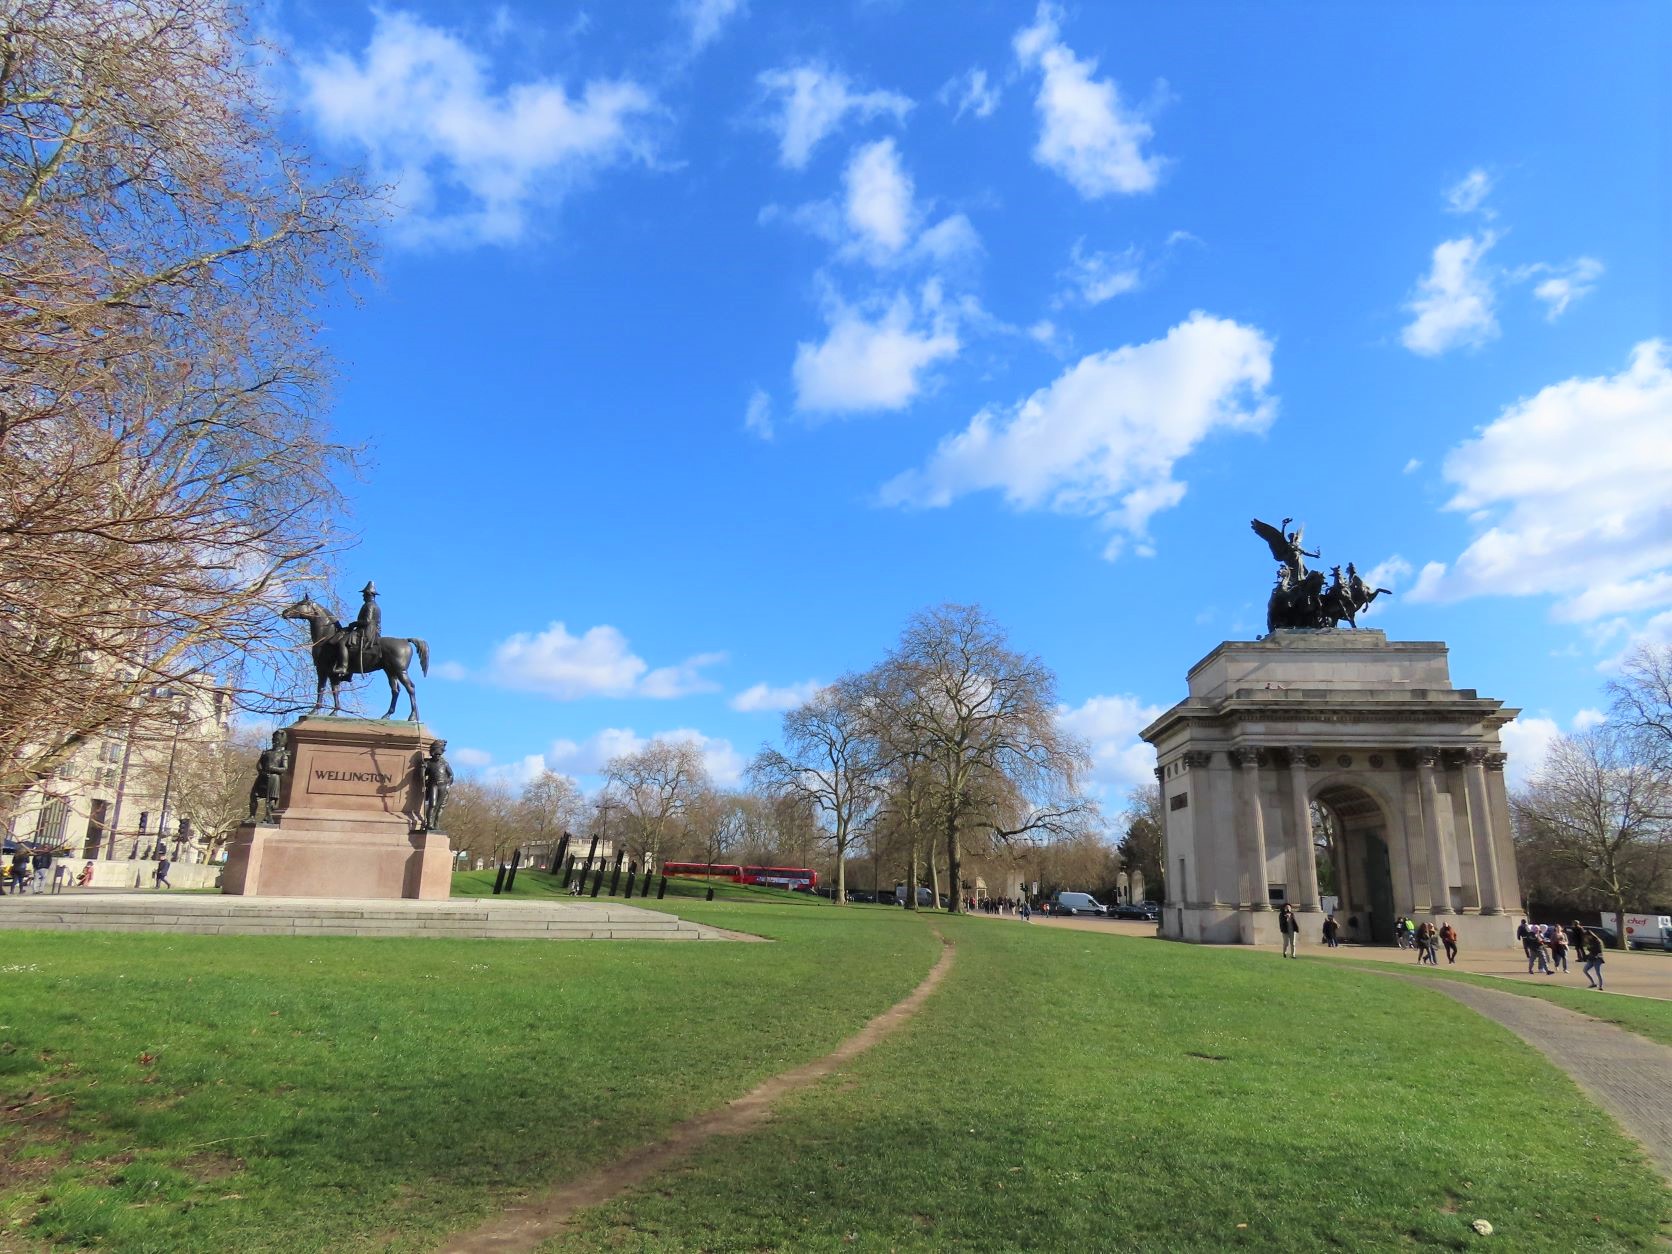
[1518, 919, 1609, 989]
[2, 849, 53, 894]
[1388, 916, 1461, 964]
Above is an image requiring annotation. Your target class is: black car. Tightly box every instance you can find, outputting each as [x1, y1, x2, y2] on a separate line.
[1113, 902, 1159, 921]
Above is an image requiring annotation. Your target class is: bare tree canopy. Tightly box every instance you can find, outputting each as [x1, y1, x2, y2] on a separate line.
[604, 738, 710, 864]
[0, 0, 378, 807]
[1514, 725, 1672, 936]
[868, 604, 1091, 913]
[1608, 642, 1672, 768]
[750, 677, 880, 904]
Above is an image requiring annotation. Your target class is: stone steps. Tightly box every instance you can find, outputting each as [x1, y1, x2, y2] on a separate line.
[0, 894, 726, 941]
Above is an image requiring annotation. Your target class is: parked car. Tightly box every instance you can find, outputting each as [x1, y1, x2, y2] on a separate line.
[1051, 891, 1108, 917]
[1113, 902, 1159, 921]
[847, 890, 876, 904]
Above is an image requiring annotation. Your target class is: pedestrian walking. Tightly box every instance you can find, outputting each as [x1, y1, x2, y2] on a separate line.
[1518, 918, 1550, 974]
[1278, 903, 1299, 958]
[31, 851, 51, 893]
[1579, 924, 1606, 990]
[1322, 913, 1340, 948]
[152, 856, 172, 890]
[1549, 925, 1569, 973]
[1439, 921, 1458, 964]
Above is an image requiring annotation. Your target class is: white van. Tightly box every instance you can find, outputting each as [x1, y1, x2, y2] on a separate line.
[1624, 914, 1672, 951]
[1052, 891, 1107, 917]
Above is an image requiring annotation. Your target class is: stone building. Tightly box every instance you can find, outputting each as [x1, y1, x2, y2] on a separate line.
[1141, 631, 1522, 949]
[5, 681, 231, 867]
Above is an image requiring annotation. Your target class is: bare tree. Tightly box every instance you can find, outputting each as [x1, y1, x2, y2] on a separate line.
[604, 738, 710, 866]
[750, 679, 880, 904]
[1118, 784, 1164, 902]
[517, 770, 587, 863]
[1514, 727, 1672, 938]
[168, 725, 264, 859]
[1608, 643, 1672, 769]
[444, 779, 523, 869]
[870, 605, 1091, 914]
[0, 0, 378, 814]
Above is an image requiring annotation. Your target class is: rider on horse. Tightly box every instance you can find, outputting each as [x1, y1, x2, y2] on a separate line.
[332, 582, 381, 679]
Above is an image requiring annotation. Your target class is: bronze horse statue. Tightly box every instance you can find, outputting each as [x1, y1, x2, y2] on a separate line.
[281, 596, 429, 721]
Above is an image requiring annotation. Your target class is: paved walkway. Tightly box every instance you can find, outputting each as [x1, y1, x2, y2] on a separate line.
[1314, 938, 1672, 1001]
[1395, 976, 1672, 1185]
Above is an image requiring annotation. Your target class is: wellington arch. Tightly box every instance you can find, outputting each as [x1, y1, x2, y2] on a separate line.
[1140, 630, 1522, 949]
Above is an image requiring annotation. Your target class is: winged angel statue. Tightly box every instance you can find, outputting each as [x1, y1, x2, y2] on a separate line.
[1251, 517, 1391, 633]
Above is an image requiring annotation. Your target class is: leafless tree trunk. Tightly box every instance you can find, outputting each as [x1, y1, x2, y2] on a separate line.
[604, 739, 710, 867]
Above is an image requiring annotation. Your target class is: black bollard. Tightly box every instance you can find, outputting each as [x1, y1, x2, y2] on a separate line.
[563, 854, 577, 888]
[581, 839, 601, 896]
[492, 864, 507, 895]
[505, 848, 521, 892]
[706, 886, 714, 901]
[624, 861, 637, 899]
[589, 856, 605, 897]
[550, 832, 570, 876]
[657, 875, 668, 899]
[608, 849, 625, 896]
[640, 866, 654, 897]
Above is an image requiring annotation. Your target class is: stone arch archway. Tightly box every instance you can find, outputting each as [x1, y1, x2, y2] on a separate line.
[1315, 782, 1396, 945]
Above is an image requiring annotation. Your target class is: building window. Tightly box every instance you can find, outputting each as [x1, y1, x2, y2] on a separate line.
[35, 798, 70, 847]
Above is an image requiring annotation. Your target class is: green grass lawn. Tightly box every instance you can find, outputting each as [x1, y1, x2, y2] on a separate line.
[0, 895, 937, 1252]
[1313, 954, 1672, 1049]
[3, 898, 1667, 1252]
[564, 915, 1671, 1253]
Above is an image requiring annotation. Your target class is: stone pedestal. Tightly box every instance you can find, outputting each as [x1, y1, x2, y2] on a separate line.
[1143, 630, 1522, 950]
[222, 717, 452, 901]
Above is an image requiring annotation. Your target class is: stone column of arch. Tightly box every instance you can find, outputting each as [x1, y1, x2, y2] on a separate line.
[1232, 747, 1271, 911]
[1414, 746, 1453, 914]
[1286, 746, 1322, 911]
[1463, 746, 1503, 914]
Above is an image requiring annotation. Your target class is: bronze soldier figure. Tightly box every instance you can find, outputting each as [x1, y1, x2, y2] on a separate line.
[422, 740, 453, 832]
[247, 729, 289, 824]
[332, 582, 381, 679]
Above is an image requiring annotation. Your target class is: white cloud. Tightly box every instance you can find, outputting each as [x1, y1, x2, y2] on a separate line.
[1520, 257, 1604, 321]
[1499, 716, 1559, 789]
[794, 292, 959, 413]
[1408, 340, 1672, 623]
[1401, 232, 1499, 355]
[881, 312, 1275, 558]
[641, 652, 728, 699]
[1013, 3, 1163, 198]
[730, 679, 824, 712]
[844, 139, 914, 256]
[299, 11, 654, 246]
[1028, 319, 1059, 346]
[483, 622, 725, 699]
[756, 64, 912, 169]
[547, 727, 744, 786]
[1403, 458, 1422, 474]
[1571, 708, 1607, 730]
[1058, 239, 1142, 305]
[434, 660, 469, 681]
[452, 746, 494, 768]
[744, 388, 773, 440]
[679, 0, 745, 51]
[1445, 168, 1493, 215]
[1057, 693, 1165, 795]
[941, 67, 1000, 120]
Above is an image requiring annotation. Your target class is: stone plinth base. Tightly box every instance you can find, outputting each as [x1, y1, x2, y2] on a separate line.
[222, 716, 451, 901]
[222, 822, 451, 900]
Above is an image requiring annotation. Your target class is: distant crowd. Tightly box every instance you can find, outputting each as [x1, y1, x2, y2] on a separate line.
[1516, 919, 1610, 989]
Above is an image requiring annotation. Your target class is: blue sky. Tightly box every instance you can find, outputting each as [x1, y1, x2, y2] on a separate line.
[270, 0, 1669, 802]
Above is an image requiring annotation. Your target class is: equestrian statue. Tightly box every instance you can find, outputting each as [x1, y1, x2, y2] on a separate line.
[1251, 518, 1392, 633]
[282, 583, 429, 720]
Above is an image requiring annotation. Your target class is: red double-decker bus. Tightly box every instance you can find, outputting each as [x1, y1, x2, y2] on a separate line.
[661, 862, 818, 890]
